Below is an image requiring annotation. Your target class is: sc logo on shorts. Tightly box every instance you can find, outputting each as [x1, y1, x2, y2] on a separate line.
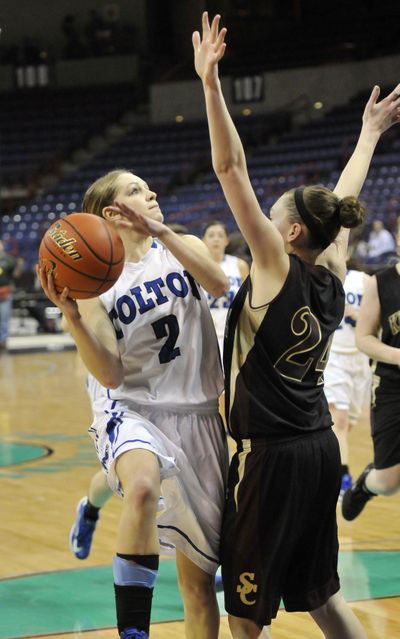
[236, 572, 258, 605]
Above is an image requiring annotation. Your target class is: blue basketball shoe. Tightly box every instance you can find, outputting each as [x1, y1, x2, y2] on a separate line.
[339, 472, 353, 501]
[215, 574, 223, 592]
[69, 496, 99, 560]
[120, 630, 148, 638]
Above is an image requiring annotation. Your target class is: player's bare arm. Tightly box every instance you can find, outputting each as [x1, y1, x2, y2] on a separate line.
[168, 233, 229, 297]
[356, 275, 400, 365]
[193, 12, 289, 281]
[318, 84, 400, 278]
[111, 199, 229, 296]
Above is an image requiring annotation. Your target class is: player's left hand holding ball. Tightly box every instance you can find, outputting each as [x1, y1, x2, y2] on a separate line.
[36, 264, 80, 320]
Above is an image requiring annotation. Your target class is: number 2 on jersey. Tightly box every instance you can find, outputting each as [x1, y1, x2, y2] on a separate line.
[151, 314, 181, 364]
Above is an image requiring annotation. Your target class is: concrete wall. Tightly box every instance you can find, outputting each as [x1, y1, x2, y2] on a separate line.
[0, 0, 147, 54]
[0, 54, 139, 91]
[150, 53, 400, 123]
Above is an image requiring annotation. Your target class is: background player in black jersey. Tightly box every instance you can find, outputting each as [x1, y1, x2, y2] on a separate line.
[342, 262, 400, 520]
[193, 12, 400, 639]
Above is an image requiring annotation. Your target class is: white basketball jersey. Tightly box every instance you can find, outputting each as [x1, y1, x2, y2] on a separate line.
[207, 254, 244, 341]
[86, 372, 103, 406]
[96, 240, 223, 408]
[331, 269, 365, 354]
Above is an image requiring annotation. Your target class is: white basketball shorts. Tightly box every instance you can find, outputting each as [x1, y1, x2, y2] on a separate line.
[89, 401, 229, 575]
[324, 350, 371, 419]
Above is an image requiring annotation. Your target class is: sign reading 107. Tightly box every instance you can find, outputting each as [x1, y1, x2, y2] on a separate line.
[232, 75, 264, 104]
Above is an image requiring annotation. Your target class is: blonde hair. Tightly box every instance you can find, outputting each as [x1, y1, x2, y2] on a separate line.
[82, 169, 130, 217]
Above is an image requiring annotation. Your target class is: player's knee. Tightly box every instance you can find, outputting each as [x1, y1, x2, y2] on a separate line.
[123, 476, 159, 512]
[228, 614, 265, 639]
[310, 591, 345, 622]
[178, 572, 215, 609]
[376, 471, 400, 495]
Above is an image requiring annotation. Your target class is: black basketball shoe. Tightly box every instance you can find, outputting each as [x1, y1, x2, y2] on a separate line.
[341, 463, 375, 521]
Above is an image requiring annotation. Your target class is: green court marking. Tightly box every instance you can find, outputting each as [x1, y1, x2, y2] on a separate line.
[0, 436, 95, 478]
[0, 552, 399, 638]
[0, 560, 183, 638]
[0, 442, 51, 468]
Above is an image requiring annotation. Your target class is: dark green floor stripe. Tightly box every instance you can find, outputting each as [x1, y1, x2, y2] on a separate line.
[0, 552, 399, 638]
[0, 442, 51, 468]
[0, 560, 182, 638]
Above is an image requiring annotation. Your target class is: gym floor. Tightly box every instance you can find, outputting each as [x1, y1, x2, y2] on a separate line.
[1, 347, 399, 638]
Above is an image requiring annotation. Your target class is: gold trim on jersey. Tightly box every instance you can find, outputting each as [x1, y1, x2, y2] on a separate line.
[371, 373, 381, 408]
[229, 292, 269, 420]
[234, 439, 251, 511]
[370, 327, 383, 385]
[388, 309, 400, 336]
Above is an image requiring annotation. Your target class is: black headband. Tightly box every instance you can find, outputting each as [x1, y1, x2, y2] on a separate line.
[294, 187, 331, 250]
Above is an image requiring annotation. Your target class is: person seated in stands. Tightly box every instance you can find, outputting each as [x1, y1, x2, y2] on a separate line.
[367, 219, 396, 264]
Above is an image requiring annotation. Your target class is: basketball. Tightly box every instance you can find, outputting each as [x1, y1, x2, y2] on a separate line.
[38, 212, 125, 299]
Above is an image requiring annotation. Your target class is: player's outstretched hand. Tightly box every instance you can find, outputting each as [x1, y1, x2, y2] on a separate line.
[36, 264, 79, 317]
[192, 12, 227, 84]
[362, 84, 400, 135]
[111, 200, 168, 238]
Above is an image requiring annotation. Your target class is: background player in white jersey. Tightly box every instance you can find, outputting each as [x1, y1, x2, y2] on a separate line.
[68, 372, 113, 558]
[68, 221, 195, 558]
[37, 168, 229, 639]
[202, 221, 249, 354]
[324, 261, 372, 498]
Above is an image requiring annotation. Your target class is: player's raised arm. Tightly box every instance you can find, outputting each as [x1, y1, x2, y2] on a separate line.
[112, 200, 229, 297]
[318, 85, 400, 274]
[193, 13, 288, 279]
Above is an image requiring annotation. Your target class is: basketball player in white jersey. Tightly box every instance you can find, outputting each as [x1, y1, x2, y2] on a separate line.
[37, 169, 230, 639]
[202, 221, 249, 354]
[68, 221, 195, 559]
[324, 262, 372, 498]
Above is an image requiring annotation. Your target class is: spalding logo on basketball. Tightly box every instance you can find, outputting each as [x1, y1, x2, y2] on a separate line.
[38, 212, 125, 299]
[47, 221, 85, 262]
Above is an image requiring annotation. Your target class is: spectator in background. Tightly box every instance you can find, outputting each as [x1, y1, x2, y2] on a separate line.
[84, 9, 115, 56]
[0, 240, 23, 350]
[61, 14, 86, 59]
[367, 219, 396, 263]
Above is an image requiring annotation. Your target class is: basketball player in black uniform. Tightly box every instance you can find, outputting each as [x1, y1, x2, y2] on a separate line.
[342, 263, 400, 520]
[193, 12, 400, 638]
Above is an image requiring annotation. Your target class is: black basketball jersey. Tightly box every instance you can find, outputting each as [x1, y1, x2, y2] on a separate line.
[224, 254, 345, 442]
[374, 265, 400, 387]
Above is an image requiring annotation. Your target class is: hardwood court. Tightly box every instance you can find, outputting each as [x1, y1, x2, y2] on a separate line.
[0, 349, 399, 639]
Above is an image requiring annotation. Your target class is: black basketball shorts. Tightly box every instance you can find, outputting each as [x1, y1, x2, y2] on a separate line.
[371, 384, 400, 469]
[221, 429, 341, 627]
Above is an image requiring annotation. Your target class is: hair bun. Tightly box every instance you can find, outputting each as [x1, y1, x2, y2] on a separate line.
[338, 196, 365, 229]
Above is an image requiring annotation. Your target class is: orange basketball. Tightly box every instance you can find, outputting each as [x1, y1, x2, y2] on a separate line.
[38, 212, 125, 299]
